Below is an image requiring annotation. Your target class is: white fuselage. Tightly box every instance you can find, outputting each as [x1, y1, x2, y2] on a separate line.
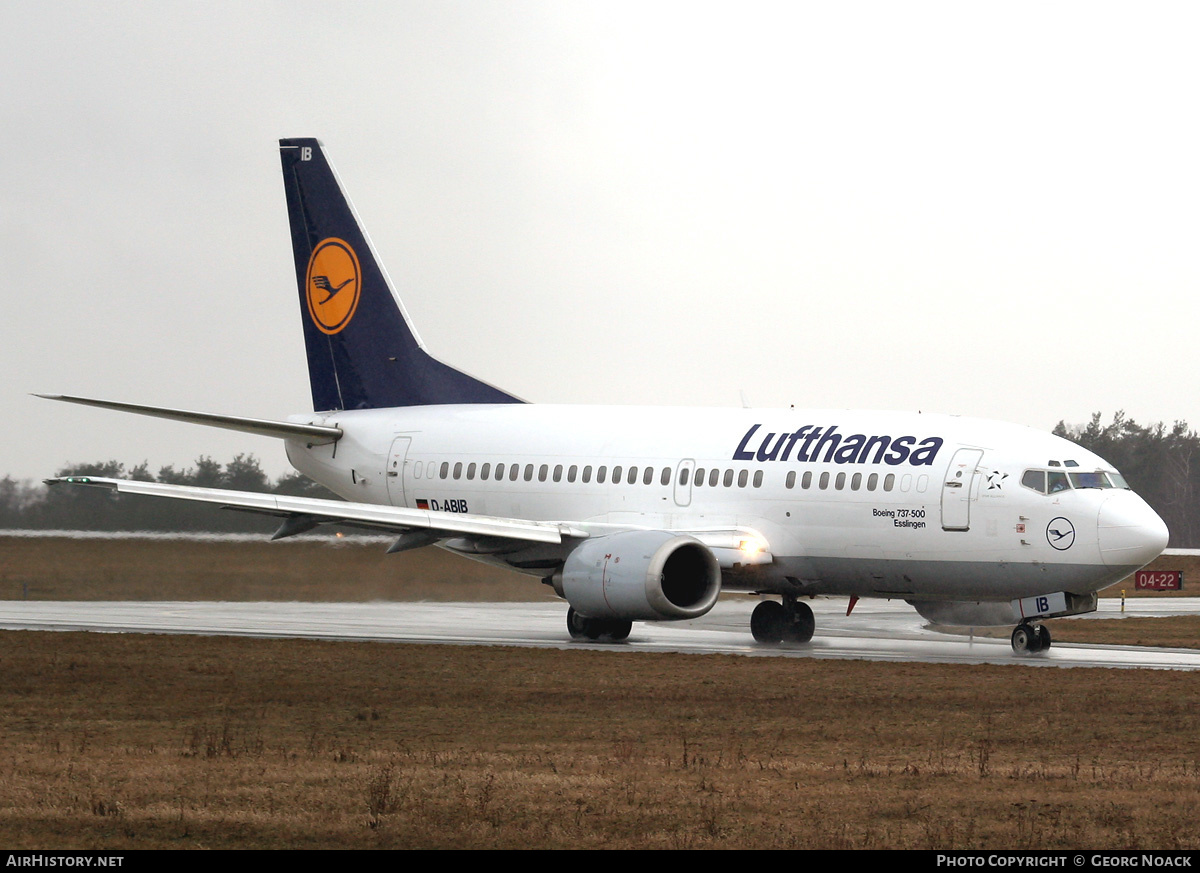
[284, 404, 1167, 604]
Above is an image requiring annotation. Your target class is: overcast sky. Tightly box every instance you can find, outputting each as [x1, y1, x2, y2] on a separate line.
[5, 1, 1199, 482]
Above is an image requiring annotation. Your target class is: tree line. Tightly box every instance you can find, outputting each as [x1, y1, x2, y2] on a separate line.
[1053, 412, 1198, 548]
[4, 414, 1200, 545]
[0, 454, 340, 534]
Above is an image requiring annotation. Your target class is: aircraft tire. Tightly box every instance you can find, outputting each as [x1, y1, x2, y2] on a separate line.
[566, 607, 588, 640]
[1011, 623, 1036, 654]
[608, 620, 632, 642]
[785, 601, 815, 644]
[751, 600, 786, 645]
[1036, 623, 1051, 652]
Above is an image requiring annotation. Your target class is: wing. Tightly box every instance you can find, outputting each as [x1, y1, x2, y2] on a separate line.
[46, 476, 590, 550]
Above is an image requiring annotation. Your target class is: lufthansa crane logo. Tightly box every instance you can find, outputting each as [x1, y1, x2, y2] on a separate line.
[1046, 517, 1075, 551]
[305, 238, 361, 334]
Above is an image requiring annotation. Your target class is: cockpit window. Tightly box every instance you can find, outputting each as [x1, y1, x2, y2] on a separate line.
[1021, 468, 1131, 494]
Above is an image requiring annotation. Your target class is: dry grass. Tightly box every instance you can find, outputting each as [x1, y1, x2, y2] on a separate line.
[1, 535, 1199, 848]
[1, 631, 1199, 849]
[1046, 615, 1200, 649]
[0, 535, 545, 602]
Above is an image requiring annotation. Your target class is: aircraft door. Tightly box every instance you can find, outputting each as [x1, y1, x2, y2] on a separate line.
[941, 448, 983, 531]
[386, 436, 412, 505]
[674, 459, 695, 507]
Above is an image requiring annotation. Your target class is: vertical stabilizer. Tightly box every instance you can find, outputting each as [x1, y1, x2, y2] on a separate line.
[279, 138, 522, 411]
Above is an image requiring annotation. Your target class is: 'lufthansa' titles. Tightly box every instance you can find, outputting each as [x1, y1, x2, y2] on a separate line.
[733, 424, 943, 466]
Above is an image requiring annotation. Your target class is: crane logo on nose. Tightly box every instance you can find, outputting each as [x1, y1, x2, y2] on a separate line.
[1046, 517, 1075, 551]
[306, 238, 361, 334]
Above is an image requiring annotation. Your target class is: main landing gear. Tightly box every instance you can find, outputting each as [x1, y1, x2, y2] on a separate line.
[1011, 621, 1052, 655]
[751, 597, 815, 645]
[566, 607, 632, 642]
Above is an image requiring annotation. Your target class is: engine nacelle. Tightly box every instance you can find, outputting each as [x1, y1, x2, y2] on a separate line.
[554, 531, 722, 621]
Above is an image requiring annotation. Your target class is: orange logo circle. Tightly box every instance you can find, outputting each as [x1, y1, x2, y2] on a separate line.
[305, 238, 361, 334]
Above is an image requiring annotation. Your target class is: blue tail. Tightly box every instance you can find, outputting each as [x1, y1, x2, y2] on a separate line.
[279, 138, 522, 411]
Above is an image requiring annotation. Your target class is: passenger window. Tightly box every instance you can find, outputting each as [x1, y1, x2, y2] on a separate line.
[453, 462, 463, 480]
[867, 473, 878, 491]
[613, 465, 623, 483]
[884, 473, 894, 491]
[694, 467, 704, 487]
[900, 474, 912, 492]
[567, 465, 577, 483]
[524, 464, 534, 482]
[835, 472, 846, 490]
[660, 467, 671, 486]
[819, 472, 830, 490]
[467, 462, 476, 480]
[738, 469, 748, 487]
[480, 463, 490, 480]
[413, 461, 423, 478]
[723, 469, 734, 487]
[509, 464, 519, 481]
[598, 466, 608, 484]
[627, 466, 638, 485]
[753, 470, 763, 488]
[679, 467, 689, 486]
[851, 472, 861, 491]
[582, 465, 592, 484]
[786, 471, 796, 489]
[644, 467, 655, 485]
[440, 462, 449, 479]
[553, 464, 563, 483]
[538, 464, 548, 482]
[802, 471, 812, 489]
[709, 469, 719, 487]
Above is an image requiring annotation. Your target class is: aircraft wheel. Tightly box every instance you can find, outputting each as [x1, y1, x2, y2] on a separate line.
[1011, 623, 1036, 654]
[566, 607, 588, 640]
[567, 609, 631, 642]
[1036, 623, 1052, 652]
[785, 601, 815, 644]
[607, 620, 632, 642]
[751, 600, 786, 644]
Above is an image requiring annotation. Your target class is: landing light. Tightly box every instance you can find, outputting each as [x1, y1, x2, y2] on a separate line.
[739, 537, 767, 557]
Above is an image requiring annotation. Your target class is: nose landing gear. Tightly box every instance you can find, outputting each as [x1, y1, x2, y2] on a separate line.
[1011, 621, 1051, 654]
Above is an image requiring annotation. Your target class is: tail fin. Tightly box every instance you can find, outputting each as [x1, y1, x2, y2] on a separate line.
[279, 138, 522, 411]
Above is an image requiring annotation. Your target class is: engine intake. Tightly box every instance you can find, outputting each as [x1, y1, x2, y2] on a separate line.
[554, 531, 722, 621]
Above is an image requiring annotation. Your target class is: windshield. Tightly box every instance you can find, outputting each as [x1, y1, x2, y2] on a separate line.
[1021, 468, 1130, 494]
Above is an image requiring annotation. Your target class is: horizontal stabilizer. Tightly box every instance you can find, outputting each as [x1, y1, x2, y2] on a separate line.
[36, 395, 342, 445]
[45, 476, 589, 545]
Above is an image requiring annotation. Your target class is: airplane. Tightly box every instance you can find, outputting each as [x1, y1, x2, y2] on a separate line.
[43, 138, 1169, 655]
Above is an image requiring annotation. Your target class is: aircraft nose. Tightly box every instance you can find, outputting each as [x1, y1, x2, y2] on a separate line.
[1097, 493, 1169, 568]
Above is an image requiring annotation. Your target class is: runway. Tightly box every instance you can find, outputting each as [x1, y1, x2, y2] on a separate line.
[1, 596, 1198, 670]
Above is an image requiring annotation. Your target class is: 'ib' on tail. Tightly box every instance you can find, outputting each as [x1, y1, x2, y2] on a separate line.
[279, 138, 522, 412]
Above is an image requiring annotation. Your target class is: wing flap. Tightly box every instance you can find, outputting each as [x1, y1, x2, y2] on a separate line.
[46, 477, 588, 544]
